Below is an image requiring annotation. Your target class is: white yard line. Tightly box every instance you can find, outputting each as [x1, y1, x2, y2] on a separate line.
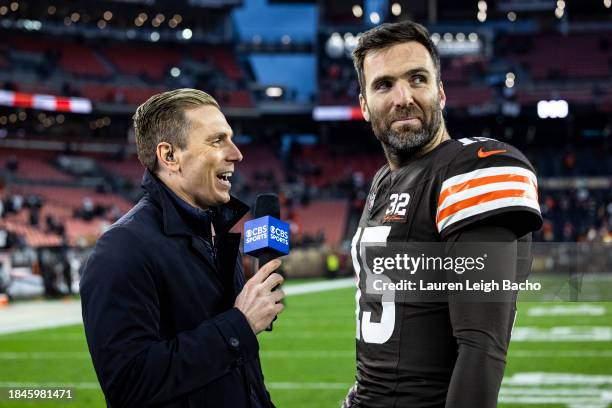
[0, 278, 355, 335]
[284, 278, 354, 296]
[0, 300, 83, 335]
[511, 327, 612, 342]
[503, 372, 612, 386]
[527, 305, 606, 316]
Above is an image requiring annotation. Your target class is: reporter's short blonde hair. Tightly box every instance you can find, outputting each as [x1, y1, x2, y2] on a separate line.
[133, 88, 219, 173]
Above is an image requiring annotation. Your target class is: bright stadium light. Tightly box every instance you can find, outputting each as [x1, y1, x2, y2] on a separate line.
[391, 3, 402, 16]
[604, 0, 611, 8]
[468, 32, 478, 42]
[369, 12, 381, 24]
[344, 32, 358, 55]
[150, 31, 160, 42]
[431, 33, 440, 45]
[557, 0, 566, 9]
[443, 33, 453, 42]
[352, 4, 363, 18]
[555, 7, 564, 18]
[537, 100, 569, 119]
[456, 33, 465, 42]
[478, 1, 487, 11]
[281, 34, 291, 45]
[265, 87, 283, 98]
[477, 11, 487, 22]
[182, 28, 193, 40]
[507, 11, 517, 21]
[103, 11, 113, 21]
[325, 32, 344, 59]
[170, 67, 181, 77]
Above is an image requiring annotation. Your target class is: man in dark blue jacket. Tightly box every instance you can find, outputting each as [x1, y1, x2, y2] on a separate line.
[80, 89, 285, 407]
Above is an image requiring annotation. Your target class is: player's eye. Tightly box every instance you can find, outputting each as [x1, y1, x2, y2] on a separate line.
[374, 80, 392, 91]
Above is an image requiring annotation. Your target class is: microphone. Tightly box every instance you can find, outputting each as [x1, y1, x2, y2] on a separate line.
[244, 194, 290, 331]
[244, 194, 290, 267]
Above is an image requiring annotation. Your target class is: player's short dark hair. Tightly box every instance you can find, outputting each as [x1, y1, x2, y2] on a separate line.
[133, 88, 219, 173]
[352, 20, 441, 96]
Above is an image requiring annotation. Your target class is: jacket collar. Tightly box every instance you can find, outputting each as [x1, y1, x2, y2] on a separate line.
[141, 170, 249, 237]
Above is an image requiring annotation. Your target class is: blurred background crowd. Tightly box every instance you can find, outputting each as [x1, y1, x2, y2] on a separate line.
[0, 0, 610, 299]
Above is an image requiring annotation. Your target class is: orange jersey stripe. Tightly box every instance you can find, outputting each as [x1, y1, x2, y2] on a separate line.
[438, 174, 534, 208]
[436, 189, 538, 224]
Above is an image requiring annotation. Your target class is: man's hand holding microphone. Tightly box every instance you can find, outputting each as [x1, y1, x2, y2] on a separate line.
[236, 194, 290, 334]
[234, 259, 285, 334]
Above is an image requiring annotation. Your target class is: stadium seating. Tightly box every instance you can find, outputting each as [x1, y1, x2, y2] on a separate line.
[292, 146, 385, 187]
[81, 84, 167, 105]
[7, 185, 132, 213]
[104, 45, 182, 81]
[444, 86, 495, 108]
[234, 145, 284, 185]
[98, 156, 144, 184]
[0, 150, 73, 182]
[58, 44, 113, 78]
[230, 199, 349, 248]
[503, 33, 612, 80]
[292, 200, 349, 247]
[191, 47, 244, 81]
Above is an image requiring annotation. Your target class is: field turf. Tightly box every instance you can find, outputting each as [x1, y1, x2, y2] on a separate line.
[0, 286, 610, 407]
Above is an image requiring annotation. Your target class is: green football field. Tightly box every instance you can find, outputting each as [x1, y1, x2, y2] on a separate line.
[0, 287, 610, 407]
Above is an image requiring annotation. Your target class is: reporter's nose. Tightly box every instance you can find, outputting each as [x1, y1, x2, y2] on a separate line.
[227, 139, 243, 162]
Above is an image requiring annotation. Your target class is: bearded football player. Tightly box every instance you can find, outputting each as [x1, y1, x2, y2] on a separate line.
[342, 21, 542, 407]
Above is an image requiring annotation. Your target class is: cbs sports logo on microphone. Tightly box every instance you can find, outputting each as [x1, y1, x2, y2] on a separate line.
[244, 216, 290, 254]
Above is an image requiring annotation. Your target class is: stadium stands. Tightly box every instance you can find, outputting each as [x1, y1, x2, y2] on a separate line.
[104, 45, 182, 81]
[58, 45, 113, 78]
[501, 33, 612, 80]
[0, 150, 73, 182]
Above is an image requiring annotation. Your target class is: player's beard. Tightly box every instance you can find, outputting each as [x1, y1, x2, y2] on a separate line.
[370, 96, 443, 160]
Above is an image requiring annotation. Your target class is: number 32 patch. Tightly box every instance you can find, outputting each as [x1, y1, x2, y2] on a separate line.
[383, 192, 410, 223]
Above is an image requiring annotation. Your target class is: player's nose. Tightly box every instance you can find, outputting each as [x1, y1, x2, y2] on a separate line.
[391, 80, 414, 108]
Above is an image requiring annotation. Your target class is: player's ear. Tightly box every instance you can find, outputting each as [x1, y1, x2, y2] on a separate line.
[156, 142, 181, 173]
[359, 93, 371, 122]
[438, 80, 446, 110]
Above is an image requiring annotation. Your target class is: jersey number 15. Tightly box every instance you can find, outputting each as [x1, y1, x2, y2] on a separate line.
[351, 226, 395, 344]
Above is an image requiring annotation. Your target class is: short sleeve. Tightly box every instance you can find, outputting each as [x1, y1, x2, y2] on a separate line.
[436, 139, 542, 240]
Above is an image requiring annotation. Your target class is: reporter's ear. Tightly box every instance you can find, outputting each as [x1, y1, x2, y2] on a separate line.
[156, 142, 180, 173]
